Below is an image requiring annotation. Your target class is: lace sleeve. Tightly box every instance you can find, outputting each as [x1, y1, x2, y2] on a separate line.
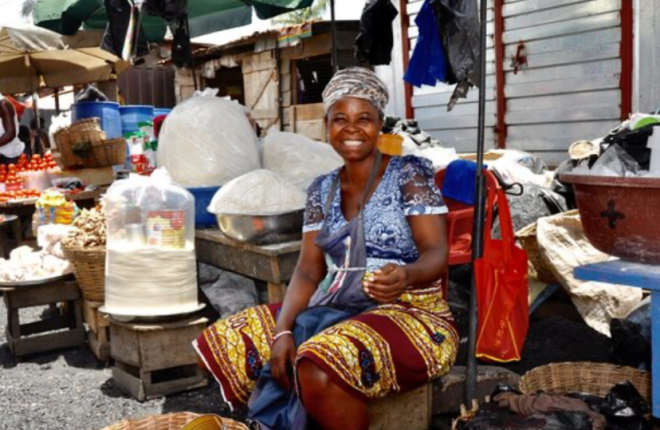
[303, 175, 326, 232]
[398, 156, 448, 216]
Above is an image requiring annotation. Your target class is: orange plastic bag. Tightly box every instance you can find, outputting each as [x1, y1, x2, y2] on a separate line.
[475, 182, 529, 363]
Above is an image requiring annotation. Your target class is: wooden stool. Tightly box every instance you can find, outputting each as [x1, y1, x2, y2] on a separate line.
[109, 315, 209, 401]
[368, 384, 431, 430]
[82, 300, 110, 362]
[1, 280, 85, 358]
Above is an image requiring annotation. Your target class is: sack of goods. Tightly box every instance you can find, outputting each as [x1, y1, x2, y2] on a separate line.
[157, 92, 261, 187]
[262, 132, 343, 191]
[103, 169, 199, 317]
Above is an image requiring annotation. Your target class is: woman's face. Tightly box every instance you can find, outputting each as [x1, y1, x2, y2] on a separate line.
[326, 97, 382, 162]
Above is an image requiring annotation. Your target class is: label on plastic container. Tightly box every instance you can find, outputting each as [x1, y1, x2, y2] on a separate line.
[146, 210, 186, 249]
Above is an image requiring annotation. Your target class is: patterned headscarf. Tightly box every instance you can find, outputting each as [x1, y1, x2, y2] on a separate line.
[322, 67, 389, 116]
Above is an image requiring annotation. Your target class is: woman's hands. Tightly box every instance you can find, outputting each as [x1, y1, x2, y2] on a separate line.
[270, 334, 297, 390]
[363, 263, 409, 304]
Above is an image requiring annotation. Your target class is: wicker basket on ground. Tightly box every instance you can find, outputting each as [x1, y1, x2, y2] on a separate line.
[519, 362, 651, 404]
[62, 245, 106, 302]
[100, 412, 249, 430]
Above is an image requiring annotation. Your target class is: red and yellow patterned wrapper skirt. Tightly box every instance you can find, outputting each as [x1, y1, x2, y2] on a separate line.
[193, 286, 459, 410]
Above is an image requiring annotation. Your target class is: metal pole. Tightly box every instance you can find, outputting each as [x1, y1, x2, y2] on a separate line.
[276, 44, 284, 131]
[330, 0, 339, 73]
[465, 0, 489, 408]
[54, 88, 61, 115]
[33, 92, 42, 155]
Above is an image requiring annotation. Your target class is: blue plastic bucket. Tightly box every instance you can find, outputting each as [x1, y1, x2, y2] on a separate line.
[72, 102, 122, 139]
[188, 186, 220, 228]
[153, 108, 172, 117]
[119, 105, 154, 135]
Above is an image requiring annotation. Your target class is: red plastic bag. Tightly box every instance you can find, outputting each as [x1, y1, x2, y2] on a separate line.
[475, 183, 529, 363]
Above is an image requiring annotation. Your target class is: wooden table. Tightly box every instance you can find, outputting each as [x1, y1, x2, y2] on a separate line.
[575, 259, 657, 416]
[195, 229, 302, 303]
[0, 188, 104, 244]
[1, 279, 85, 358]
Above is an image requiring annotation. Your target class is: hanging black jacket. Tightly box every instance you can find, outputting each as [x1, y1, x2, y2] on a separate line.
[354, 0, 399, 66]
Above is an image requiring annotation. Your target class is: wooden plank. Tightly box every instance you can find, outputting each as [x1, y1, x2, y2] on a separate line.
[267, 283, 287, 304]
[503, 11, 620, 44]
[505, 0, 620, 31]
[11, 327, 85, 357]
[8, 281, 80, 309]
[282, 91, 292, 108]
[88, 328, 111, 362]
[504, 27, 620, 57]
[143, 369, 207, 401]
[139, 323, 206, 372]
[412, 88, 496, 108]
[251, 108, 279, 120]
[112, 364, 146, 402]
[506, 105, 621, 125]
[195, 234, 300, 284]
[20, 315, 70, 336]
[288, 34, 331, 60]
[504, 42, 620, 71]
[83, 300, 107, 334]
[294, 120, 326, 142]
[507, 89, 620, 112]
[505, 73, 619, 98]
[110, 324, 141, 366]
[292, 103, 325, 121]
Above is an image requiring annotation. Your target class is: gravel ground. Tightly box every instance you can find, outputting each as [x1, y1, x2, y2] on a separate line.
[0, 298, 238, 430]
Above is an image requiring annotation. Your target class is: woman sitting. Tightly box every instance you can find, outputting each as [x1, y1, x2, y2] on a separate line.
[195, 67, 458, 430]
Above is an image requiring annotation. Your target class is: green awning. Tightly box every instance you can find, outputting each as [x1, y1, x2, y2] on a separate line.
[34, 0, 315, 42]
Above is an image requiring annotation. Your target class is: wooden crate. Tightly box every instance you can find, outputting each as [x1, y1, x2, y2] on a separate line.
[1, 280, 85, 359]
[82, 300, 110, 362]
[109, 316, 209, 401]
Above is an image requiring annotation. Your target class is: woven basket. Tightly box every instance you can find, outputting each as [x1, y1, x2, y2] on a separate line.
[62, 245, 106, 302]
[100, 412, 249, 430]
[519, 362, 651, 404]
[56, 137, 126, 169]
[516, 222, 558, 284]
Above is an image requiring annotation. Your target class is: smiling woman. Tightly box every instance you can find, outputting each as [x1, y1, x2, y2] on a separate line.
[194, 67, 458, 430]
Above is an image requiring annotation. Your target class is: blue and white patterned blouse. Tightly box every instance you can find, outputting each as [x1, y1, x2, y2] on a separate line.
[303, 155, 448, 272]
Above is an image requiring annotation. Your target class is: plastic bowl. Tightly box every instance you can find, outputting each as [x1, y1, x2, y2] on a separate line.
[560, 173, 660, 263]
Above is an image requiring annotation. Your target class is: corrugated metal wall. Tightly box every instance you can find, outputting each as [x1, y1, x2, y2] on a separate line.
[502, 0, 625, 165]
[118, 65, 177, 108]
[406, 0, 497, 153]
[404, 0, 628, 165]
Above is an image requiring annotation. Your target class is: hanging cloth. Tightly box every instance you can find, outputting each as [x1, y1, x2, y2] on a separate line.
[171, 15, 193, 68]
[101, 0, 150, 59]
[430, 0, 481, 110]
[354, 0, 399, 66]
[247, 153, 383, 429]
[403, 0, 448, 88]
